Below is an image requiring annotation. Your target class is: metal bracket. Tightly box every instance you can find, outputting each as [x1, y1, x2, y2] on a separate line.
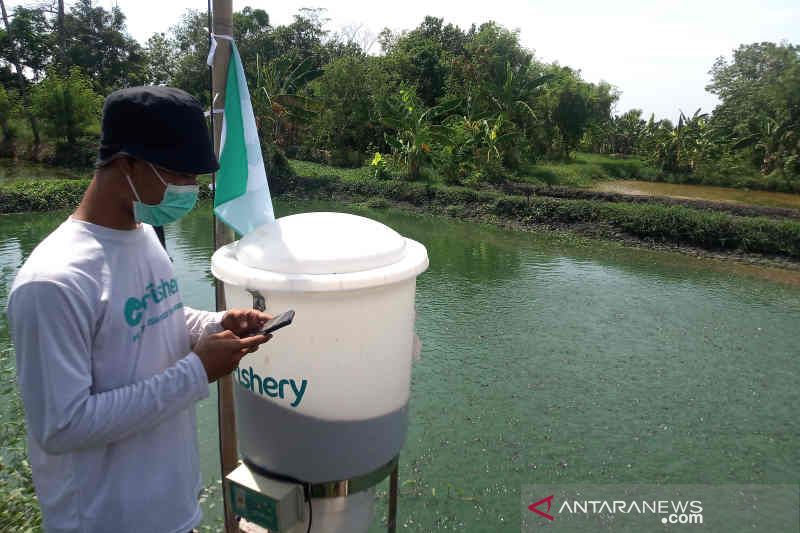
[235, 458, 400, 533]
[308, 456, 398, 498]
[247, 289, 266, 311]
[242, 455, 399, 499]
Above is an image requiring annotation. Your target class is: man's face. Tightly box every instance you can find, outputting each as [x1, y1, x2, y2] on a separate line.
[131, 159, 198, 205]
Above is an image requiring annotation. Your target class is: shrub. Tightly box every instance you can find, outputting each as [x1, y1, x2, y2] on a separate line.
[44, 138, 97, 169]
[30, 68, 103, 144]
[370, 152, 389, 179]
[0, 179, 89, 213]
[262, 144, 294, 178]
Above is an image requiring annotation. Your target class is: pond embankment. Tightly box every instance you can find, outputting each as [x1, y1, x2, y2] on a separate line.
[591, 179, 800, 211]
[3, 170, 800, 265]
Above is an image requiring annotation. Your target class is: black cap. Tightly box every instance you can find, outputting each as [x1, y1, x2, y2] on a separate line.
[98, 86, 219, 174]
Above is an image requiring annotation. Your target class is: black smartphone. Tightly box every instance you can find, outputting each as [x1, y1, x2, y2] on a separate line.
[252, 310, 295, 336]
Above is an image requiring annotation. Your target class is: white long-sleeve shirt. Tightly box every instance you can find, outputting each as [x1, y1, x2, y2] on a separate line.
[7, 217, 224, 533]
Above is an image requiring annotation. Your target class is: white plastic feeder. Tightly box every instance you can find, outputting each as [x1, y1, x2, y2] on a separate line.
[211, 211, 429, 533]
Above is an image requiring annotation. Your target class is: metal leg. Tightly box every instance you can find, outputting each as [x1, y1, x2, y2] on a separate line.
[387, 463, 398, 533]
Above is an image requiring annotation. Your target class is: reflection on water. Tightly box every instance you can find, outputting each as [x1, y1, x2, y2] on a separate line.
[1, 200, 799, 531]
[593, 179, 800, 210]
[0, 234, 23, 350]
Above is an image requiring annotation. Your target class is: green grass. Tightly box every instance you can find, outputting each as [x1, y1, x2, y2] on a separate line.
[514, 153, 660, 187]
[288, 153, 661, 189]
[288, 159, 374, 181]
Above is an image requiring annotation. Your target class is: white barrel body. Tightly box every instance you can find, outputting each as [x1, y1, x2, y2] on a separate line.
[225, 278, 416, 482]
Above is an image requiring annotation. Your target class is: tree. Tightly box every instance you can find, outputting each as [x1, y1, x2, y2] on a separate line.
[271, 8, 329, 73]
[61, 0, 147, 92]
[55, 0, 65, 68]
[169, 7, 286, 106]
[540, 66, 615, 160]
[448, 21, 534, 118]
[382, 17, 467, 107]
[610, 109, 646, 155]
[309, 56, 381, 153]
[652, 109, 709, 173]
[30, 67, 102, 143]
[0, 82, 19, 146]
[458, 22, 531, 94]
[168, 10, 209, 104]
[254, 53, 318, 147]
[233, 7, 274, 82]
[0, 5, 51, 81]
[487, 61, 552, 167]
[380, 87, 449, 180]
[707, 42, 800, 176]
[0, 1, 43, 146]
[144, 32, 177, 86]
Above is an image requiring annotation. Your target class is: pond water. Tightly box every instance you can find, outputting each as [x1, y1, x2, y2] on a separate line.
[1, 200, 798, 531]
[592, 179, 800, 210]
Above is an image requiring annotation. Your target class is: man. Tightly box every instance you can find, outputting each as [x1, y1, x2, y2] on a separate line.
[6, 86, 272, 532]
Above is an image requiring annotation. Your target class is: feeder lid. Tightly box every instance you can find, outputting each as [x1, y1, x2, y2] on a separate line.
[235, 212, 409, 275]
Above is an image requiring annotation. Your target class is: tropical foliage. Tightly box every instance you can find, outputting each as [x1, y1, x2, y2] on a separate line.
[30, 67, 102, 144]
[0, 3, 797, 188]
[585, 43, 800, 190]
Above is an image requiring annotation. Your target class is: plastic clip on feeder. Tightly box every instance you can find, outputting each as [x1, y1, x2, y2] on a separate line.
[211, 211, 429, 533]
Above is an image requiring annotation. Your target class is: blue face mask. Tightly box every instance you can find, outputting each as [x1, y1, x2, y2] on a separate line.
[126, 163, 199, 226]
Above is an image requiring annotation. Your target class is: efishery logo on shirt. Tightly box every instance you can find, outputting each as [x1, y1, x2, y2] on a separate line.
[124, 278, 180, 326]
[124, 278, 184, 343]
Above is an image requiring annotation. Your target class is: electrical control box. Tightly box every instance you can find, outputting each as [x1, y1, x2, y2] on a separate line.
[225, 463, 305, 531]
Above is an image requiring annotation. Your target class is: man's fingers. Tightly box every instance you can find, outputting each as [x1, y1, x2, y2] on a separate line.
[248, 310, 272, 329]
[238, 333, 271, 349]
[236, 341, 261, 358]
[222, 308, 274, 335]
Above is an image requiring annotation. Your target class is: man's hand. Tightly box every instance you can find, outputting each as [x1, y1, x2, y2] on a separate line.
[194, 330, 272, 383]
[221, 308, 274, 337]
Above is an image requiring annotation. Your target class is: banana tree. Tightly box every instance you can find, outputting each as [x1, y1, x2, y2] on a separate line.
[380, 87, 450, 180]
[489, 61, 551, 158]
[653, 108, 708, 173]
[490, 61, 551, 123]
[733, 115, 798, 174]
[610, 109, 646, 155]
[254, 54, 318, 147]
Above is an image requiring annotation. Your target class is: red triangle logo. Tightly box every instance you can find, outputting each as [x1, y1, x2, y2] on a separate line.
[528, 495, 555, 521]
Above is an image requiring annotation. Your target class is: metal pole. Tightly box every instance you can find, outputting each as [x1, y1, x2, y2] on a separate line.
[209, 1, 238, 532]
[387, 463, 398, 533]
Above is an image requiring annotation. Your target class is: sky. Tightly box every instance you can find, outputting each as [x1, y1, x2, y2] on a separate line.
[7, 0, 800, 121]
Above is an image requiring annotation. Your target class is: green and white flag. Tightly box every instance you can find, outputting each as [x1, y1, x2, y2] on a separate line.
[212, 38, 274, 235]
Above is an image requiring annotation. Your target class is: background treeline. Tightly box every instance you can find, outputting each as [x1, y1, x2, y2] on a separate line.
[0, 1, 798, 191]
